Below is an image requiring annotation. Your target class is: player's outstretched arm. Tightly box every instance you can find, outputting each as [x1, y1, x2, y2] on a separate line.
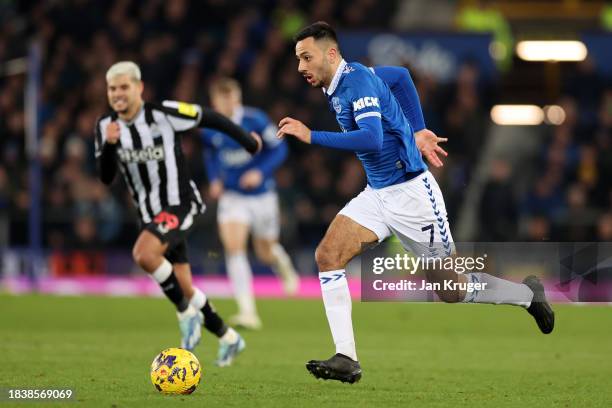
[161, 100, 262, 154]
[374, 66, 425, 132]
[374, 66, 448, 167]
[199, 108, 262, 154]
[277, 116, 383, 152]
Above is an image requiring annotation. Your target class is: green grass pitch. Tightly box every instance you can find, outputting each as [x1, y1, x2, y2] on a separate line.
[1, 294, 611, 407]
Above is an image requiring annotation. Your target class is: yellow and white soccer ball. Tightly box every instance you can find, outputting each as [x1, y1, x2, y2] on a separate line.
[150, 348, 202, 394]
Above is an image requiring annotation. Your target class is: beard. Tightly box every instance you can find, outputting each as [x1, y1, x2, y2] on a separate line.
[318, 60, 333, 88]
[112, 101, 130, 114]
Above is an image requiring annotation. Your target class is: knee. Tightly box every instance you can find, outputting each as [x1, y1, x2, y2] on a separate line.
[254, 242, 275, 265]
[255, 248, 274, 265]
[132, 245, 156, 270]
[315, 243, 344, 271]
[222, 237, 247, 256]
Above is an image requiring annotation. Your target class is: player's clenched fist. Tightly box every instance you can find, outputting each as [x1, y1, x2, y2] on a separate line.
[105, 121, 121, 144]
[277, 117, 312, 144]
[208, 180, 224, 200]
[239, 169, 263, 189]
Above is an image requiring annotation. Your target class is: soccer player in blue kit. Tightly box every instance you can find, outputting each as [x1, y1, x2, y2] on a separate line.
[278, 22, 555, 383]
[202, 78, 299, 329]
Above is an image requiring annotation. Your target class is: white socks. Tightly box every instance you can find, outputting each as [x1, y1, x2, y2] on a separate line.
[151, 258, 172, 283]
[220, 327, 239, 344]
[319, 269, 357, 361]
[462, 273, 534, 308]
[271, 243, 293, 274]
[270, 243, 299, 294]
[190, 287, 207, 310]
[226, 252, 257, 316]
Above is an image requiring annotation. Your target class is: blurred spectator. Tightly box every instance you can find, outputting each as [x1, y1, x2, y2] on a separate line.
[437, 61, 489, 221]
[478, 159, 517, 241]
[596, 213, 612, 241]
[522, 174, 564, 221]
[555, 183, 598, 242]
[563, 58, 605, 140]
[0, 166, 9, 247]
[524, 216, 551, 242]
[393, 0, 456, 31]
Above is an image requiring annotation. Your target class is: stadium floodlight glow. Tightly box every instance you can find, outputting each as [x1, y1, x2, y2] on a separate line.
[490, 105, 544, 126]
[543, 105, 566, 125]
[516, 41, 587, 62]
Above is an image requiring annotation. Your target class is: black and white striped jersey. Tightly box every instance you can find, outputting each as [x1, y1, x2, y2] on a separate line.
[94, 101, 205, 223]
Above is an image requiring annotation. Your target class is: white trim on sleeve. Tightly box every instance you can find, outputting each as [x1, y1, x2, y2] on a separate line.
[355, 111, 382, 122]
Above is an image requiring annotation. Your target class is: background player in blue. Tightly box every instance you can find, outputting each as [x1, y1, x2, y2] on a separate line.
[278, 22, 555, 384]
[202, 77, 299, 330]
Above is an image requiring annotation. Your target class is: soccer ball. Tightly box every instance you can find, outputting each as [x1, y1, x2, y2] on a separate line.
[150, 348, 202, 394]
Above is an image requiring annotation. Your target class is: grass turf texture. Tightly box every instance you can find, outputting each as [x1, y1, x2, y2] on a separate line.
[1, 294, 611, 408]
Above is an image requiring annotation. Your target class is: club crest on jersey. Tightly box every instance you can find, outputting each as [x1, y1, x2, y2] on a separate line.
[332, 97, 342, 114]
[117, 146, 165, 163]
[352, 97, 379, 111]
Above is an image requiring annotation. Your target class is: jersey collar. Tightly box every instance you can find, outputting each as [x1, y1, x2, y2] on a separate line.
[118, 103, 144, 126]
[324, 59, 347, 96]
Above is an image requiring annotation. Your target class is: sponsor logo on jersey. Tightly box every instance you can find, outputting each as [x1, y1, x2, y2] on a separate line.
[352, 97, 380, 111]
[154, 211, 179, 235]
[220, 149, 252, 167]
[117, 146, 165, 163]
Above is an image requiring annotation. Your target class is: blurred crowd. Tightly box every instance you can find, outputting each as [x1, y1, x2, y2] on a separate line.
[497, 59, 612, 242]
[1, 0, 611, 257]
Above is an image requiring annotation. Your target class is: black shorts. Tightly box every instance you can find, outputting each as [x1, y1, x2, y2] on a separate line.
[142, 201, 202, 264]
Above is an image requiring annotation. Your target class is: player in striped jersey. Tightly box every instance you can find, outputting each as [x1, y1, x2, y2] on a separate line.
[95, 61, 261, 366]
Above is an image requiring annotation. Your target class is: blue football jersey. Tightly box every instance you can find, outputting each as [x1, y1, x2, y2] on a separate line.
[324, 60, 426, 189]
[201, 106, 287, 195]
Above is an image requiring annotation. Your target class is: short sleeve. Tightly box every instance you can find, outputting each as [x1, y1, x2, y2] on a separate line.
[161, 100, 203, 131]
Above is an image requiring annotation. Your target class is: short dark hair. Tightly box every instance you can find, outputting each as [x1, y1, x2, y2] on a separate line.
[293, 21, 338, 46]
